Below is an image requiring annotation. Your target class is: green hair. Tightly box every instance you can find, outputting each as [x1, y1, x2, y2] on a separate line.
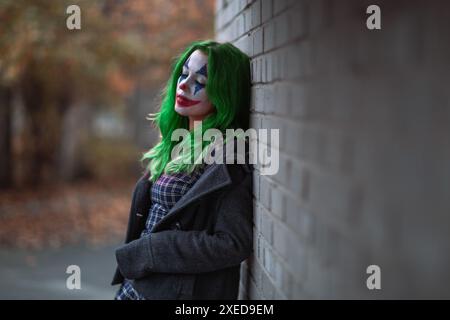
[141, 40, 251, 182]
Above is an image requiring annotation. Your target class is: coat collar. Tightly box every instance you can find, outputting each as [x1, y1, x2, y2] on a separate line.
[150, 162, 232, 232]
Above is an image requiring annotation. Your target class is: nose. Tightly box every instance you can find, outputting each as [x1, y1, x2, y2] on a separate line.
[180, 81, 187, 91]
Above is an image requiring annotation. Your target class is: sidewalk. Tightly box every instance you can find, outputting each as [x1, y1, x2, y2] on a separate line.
[0, 242, 121, 299]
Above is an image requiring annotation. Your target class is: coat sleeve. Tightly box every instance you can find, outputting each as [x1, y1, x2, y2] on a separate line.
[111, 172, 151, 285]
[114, 171, 253, 278]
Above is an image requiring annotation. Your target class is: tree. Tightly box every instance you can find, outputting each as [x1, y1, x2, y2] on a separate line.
[0, 0, 215, 186]
[0, 0, 145, 185]
[0, 86, 12, 188]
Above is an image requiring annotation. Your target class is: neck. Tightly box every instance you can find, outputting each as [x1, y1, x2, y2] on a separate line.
[189, 118, 202, 131]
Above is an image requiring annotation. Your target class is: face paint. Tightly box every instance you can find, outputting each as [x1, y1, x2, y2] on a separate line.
[175, 50, 215, 122]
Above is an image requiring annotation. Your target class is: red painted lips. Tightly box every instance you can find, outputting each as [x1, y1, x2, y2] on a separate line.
[176, 94, 201, 107]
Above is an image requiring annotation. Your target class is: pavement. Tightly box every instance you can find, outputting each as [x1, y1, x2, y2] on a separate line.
[0, 242, 123, 299]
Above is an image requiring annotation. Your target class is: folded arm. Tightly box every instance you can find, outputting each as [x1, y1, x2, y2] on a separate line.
[115, 173, 253, 278]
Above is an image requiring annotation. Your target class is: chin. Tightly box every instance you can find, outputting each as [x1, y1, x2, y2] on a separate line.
[175, 104, 202, 117]
[174, 104, 190, 116]
[174, 102, 215, 119]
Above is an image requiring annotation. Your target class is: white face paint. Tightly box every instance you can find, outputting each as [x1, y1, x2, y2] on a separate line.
[174, 50, 215, 124]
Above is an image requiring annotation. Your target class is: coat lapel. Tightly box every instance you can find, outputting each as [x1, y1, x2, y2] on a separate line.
[151, 162, 232, 232]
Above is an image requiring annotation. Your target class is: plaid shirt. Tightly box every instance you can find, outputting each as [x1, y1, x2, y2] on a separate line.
[115, 165, 206, 300]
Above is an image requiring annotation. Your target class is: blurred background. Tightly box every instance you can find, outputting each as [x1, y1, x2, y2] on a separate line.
[2, 0, 450, 300]
[0, 0, 214, 299]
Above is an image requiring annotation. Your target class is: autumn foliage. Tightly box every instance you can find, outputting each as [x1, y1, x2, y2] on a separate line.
[0, 0, 215, 187]
[0, 0, 215, 248]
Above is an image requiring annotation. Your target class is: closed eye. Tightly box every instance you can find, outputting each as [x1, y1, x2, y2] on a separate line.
[196, 76, 207, 85]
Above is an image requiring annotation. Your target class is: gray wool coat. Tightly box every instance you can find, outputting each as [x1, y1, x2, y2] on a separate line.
[111, 160, 254, 300]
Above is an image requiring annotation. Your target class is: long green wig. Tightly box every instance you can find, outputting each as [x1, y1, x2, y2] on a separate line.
[141, 40, 251, 182]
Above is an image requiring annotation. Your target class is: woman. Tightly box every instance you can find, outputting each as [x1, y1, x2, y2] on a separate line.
[111, 40, 253, 300]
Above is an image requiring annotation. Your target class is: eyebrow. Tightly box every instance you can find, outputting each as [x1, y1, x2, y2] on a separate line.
[183, 59, 207, 77]
[195, 64, 207, 77]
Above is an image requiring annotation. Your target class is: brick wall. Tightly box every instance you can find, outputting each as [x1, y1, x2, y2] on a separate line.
[215, 0, 450, 299]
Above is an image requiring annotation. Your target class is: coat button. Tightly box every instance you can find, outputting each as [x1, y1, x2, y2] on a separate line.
[175, 222, 182, 230]
[136, 212, 143, 217]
